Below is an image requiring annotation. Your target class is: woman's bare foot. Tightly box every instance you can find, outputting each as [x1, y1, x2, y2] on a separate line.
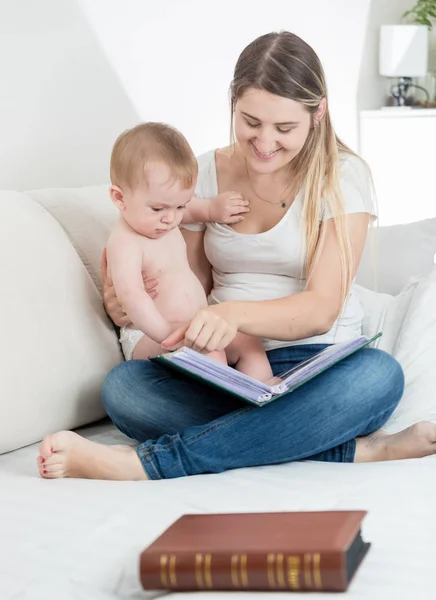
[37, 431, 148, 481]
[355, 421, 436, 462]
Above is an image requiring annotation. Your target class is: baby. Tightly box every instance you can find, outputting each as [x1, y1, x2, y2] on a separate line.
[106, 122, 273, 381]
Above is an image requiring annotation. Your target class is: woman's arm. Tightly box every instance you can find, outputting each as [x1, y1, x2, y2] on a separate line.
[181, 228, 213, 295]
[163, 213, 370, 352]
[222, 213, 370, 340]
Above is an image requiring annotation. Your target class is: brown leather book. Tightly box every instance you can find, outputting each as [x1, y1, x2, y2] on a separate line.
[139, 511, 370, 592]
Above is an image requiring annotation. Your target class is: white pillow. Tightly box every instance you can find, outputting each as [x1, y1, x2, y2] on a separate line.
[353, 284, 393, 348]
[356, 218, 436, 295]
[383, 267, 436, 433]
[26, 185, 117, 296]
[0, 191, 123, 454]
[356, 268, 436, 433]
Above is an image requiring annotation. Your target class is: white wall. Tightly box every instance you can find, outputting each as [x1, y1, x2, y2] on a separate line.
[0, 0, 418, 191]
[79, 0, 372, 153]
[0, 0, 139, 191]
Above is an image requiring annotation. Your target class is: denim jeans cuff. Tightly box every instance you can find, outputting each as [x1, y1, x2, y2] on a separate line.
[136, 444, 163, 480]
[344, 438, 356, 463]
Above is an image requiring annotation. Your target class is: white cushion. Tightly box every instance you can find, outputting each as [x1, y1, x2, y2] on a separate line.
[355, 280, 417, 355]
[356, 268, 436, 433]
[356, 218, 436, 295]
[0, 191, 122, 454]
[26, 185, 117, 296]
[383, 267, 436, 433]
[354, 284, 393, 348]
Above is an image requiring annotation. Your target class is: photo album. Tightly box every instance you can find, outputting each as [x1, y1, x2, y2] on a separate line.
[151, 333, 382, 406]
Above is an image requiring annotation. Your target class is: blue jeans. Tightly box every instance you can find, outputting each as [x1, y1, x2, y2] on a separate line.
[101, 345, 404, 480]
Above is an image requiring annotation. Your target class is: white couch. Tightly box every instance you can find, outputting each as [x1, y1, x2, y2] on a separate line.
[0, 185, 435, 600]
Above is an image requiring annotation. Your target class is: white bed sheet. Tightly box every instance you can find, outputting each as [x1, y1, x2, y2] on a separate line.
[0, 421, 435, 600]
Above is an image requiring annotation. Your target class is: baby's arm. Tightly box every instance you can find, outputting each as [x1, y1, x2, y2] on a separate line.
[183, 193, 249, 225]
[107, 233, 172, 343]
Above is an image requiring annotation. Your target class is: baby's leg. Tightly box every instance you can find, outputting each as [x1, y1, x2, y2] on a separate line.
[226, 333, 273, 382]
[132, 335, 164, 360]
[119, 327, 164, 360]
[207, 349, 227, 365]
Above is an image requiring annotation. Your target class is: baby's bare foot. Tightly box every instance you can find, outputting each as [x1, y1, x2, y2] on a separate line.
[37, 431, 148, 480]
[355, 421, 436, 462]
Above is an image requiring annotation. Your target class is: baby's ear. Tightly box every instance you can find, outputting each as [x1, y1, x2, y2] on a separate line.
[109, 185, 125, 210]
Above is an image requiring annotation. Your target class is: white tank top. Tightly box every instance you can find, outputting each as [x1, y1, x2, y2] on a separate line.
[183, 150, 377, 351]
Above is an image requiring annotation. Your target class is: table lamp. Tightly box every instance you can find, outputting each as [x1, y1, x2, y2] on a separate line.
[379, 24, 428, 106]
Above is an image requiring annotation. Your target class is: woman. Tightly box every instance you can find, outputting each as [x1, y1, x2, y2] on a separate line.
[37, 31, 436, 480]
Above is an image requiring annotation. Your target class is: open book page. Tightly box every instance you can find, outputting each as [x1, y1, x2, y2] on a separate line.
[157, 333, 381, 405]
[278, 336, 372, 387]
[166, 348, 279, 402]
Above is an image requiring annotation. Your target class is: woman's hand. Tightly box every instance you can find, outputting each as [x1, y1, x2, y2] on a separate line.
[101, 248, 159, 328]
[161, 303, 239, 353]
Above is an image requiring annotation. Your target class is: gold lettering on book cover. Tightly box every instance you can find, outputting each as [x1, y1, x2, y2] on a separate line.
[304, 553, 312, 588]
[204, 554, 213, 589]
[195, 554, 204, 588]
[169, 555, 177, 586]
[313, 553, 322, 589]
[286, 556, 300, 589]
[159, 555, 169, 588]
[240, 554, 248, 587]
[267, 554, 277, 588]
[231, 554, 239, 587]
[276, 553, 286, 588]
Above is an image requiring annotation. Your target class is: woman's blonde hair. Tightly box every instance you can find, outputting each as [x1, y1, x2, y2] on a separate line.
[230, 31, 363, 305]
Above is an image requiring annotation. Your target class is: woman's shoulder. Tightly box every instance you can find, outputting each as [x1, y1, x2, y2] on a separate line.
[322, 151, 377, 221]
[195, 149, 218, 198]
[196, 149, 216, 170]
[195, 145, 236, 195]
[338, 152, 372, 187]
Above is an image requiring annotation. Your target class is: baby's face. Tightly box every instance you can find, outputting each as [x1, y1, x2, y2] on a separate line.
[122, 163, 194, 239]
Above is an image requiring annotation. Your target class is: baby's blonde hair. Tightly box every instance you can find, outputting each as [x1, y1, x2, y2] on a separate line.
[110, 122, 198, 191]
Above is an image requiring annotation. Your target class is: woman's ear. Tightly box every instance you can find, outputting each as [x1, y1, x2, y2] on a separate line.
[109, 185, 125, 210]
[314, 97, 327, 128]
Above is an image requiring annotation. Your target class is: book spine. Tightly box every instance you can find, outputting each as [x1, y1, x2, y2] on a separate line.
[140, 550, 346, 592]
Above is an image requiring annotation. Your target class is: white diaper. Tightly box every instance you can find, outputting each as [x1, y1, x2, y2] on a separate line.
[119, 327, 145, 361]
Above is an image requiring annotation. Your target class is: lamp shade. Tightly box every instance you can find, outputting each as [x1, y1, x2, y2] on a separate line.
[379, 25, 428, 77]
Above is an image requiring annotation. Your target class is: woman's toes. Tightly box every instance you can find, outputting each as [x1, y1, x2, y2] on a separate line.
[38, 459, 65, 479]
[36, 456, 45, 477]
[36, 430, 147, 481]
[41, 469, 63, 479]
[43, 465, 64, 478]
[39, 433, 57, 461]
[44, 462, 63, 474]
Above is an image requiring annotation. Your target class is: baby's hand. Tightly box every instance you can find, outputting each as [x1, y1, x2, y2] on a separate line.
[209, 191, 249, 224]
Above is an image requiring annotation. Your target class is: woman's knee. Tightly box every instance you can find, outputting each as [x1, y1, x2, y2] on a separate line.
[101, 359, 182, 434]
[358, 348, 405, 409]
[101, 359, 148, 420]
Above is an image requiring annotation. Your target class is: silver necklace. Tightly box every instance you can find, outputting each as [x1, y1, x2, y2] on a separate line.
[244, 158, 292, 208]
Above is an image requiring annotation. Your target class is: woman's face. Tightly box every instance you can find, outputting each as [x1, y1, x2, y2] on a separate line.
[234, 88, 313, 175]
